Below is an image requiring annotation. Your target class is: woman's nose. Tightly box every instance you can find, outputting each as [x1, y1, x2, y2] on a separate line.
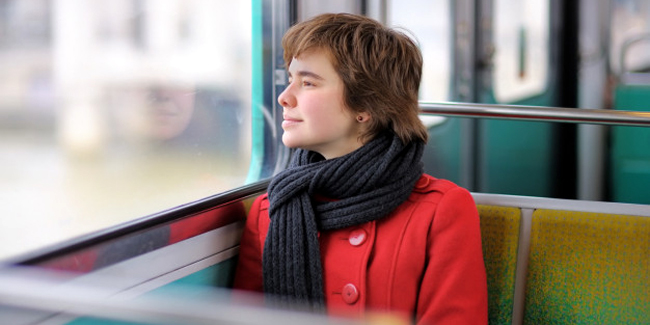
[277, 84, 296, 109]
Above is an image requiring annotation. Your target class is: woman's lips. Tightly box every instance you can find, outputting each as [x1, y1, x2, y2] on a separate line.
[282, 116, 302, 128]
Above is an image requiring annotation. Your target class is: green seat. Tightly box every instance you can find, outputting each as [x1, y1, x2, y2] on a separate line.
[524, 209, 650, 324]
[478, 205, 522, 325]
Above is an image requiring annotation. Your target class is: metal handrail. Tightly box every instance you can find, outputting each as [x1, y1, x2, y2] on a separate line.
[419, 102, 650, 127]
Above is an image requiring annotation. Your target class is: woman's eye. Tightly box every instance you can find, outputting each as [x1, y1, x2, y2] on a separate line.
[303, 81, 314, 87]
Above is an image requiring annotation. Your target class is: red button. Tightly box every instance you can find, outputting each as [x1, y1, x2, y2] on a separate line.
[349, 229, 367, 246]
[342, 283, 359, 304]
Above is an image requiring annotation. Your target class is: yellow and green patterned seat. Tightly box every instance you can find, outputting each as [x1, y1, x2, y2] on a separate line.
[524, 209, 650, 324]
[478, 205, 522, 325]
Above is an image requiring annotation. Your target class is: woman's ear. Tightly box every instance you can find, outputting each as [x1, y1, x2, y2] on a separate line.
[356, 112, 371, 123]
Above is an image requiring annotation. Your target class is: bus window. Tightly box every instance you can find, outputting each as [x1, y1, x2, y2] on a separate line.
[493, 0, 550, 103]
[387, 0, 451, 102]
[297, 0, 362, 21]
[610, 0, 650, 75]
[0, 1, 252, 261]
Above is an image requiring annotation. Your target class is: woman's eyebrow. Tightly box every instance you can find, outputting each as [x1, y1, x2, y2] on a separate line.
[289, 70, 324, 80]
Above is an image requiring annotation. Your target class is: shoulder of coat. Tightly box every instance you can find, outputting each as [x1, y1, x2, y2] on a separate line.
[412, 173, 462, 194]
[257, 193, 270, 210]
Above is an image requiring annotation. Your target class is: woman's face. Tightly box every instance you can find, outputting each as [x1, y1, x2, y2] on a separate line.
[143, 86, 196, 140]
[277, 49, 367, 159]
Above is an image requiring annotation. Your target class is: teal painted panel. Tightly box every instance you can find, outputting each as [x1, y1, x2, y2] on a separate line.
[611, 85, 650, 204]
[246, 0, 265, 183]
[478, 92, 557, 197]
[479, 120, 555, 196]
[424, 118, 464, 185]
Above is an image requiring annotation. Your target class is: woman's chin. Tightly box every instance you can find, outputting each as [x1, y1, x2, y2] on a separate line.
[281, 134, 300, 149]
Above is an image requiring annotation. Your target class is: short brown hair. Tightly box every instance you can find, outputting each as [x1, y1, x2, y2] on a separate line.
[282, 13, 428, 144]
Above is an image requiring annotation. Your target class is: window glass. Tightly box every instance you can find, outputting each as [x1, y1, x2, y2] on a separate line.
[610, 0, 650, 75]
[298, 0, 362, 20]
[387, 0, 451, 102]
[493, 0, 549, 102]
[0, 0, 252, 260]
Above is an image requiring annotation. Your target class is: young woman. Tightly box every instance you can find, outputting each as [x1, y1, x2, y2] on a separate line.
[234, 13, 488, 324]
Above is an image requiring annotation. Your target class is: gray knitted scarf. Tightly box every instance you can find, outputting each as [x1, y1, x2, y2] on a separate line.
[262, 131, 424, 310]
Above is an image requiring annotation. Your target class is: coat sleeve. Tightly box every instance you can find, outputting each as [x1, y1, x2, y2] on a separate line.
[232, 195, 265, 292]
[416, 187, 488, 324]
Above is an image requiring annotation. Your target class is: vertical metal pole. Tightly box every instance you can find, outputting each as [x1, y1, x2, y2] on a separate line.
[577, 0, 610, 200]
[363, 0, 387, 23]
[452, 0, 478, 190]
[475, 0, 494, 193]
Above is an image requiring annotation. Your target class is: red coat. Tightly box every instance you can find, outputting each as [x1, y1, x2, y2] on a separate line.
[234, 174, 488, 324]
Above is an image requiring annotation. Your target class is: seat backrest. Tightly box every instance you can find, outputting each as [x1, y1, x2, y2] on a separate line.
[523, 209, 650, 324]
[478, 205, 522, 325]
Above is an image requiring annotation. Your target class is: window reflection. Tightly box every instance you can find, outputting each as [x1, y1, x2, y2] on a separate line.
[110, 85, 197, 142]
[0, 0, 252, 260]
[493, 0, 549, 103]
